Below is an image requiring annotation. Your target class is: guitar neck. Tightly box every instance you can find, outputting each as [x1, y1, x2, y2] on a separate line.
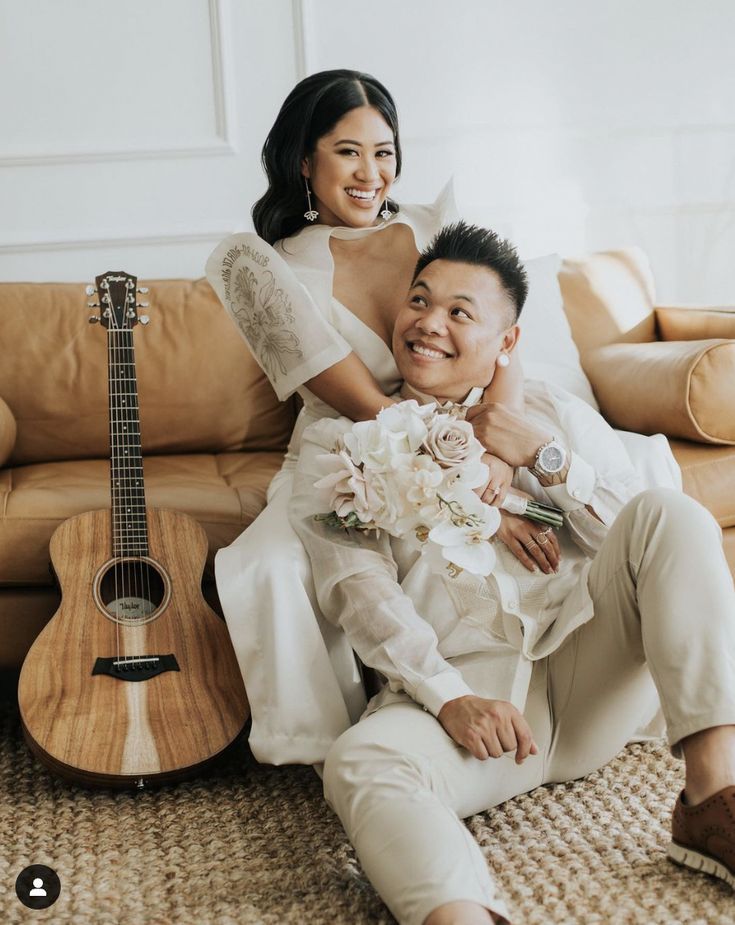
[108, 328, 148, 557]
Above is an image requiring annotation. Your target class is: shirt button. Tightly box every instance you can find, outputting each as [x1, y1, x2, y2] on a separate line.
[572, 489, 582, 499]
[508, 600, 518, 610]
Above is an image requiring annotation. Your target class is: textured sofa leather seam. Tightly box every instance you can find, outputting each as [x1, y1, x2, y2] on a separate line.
[686, 341, 735, 445]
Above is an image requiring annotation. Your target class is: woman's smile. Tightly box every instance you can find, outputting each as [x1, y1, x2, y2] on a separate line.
[303, 105, 397, 228]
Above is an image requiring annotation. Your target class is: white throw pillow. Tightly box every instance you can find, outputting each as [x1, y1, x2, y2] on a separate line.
[516, 254, 599, 410]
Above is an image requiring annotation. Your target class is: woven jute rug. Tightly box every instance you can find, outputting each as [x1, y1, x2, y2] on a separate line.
[0, 689, 732, 925]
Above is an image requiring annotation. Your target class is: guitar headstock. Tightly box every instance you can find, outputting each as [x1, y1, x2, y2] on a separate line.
[86, 271, 150, 330]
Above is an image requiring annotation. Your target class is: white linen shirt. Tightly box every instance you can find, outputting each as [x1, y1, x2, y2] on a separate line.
[288, 379, 644, 718]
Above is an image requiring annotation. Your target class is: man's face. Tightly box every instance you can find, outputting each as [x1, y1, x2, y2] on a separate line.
[392, 259, 518, 402]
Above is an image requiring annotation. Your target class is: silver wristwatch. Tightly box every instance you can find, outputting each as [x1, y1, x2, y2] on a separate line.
[529, 438, 567, 480]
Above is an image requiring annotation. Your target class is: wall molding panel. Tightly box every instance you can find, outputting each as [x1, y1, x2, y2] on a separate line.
[0, 0, 236, 168]
[292, 0, 316, 81]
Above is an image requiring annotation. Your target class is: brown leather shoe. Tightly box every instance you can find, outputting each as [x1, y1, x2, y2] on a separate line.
[668, 785, 735, 889]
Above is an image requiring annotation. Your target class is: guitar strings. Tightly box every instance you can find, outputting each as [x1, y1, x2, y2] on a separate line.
[107, 276, 154, 674]
[125, 280, 153, 644]
[107, 289, 122, 666]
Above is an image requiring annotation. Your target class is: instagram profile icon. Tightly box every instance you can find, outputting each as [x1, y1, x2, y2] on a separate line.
[15, 864, 61, 910]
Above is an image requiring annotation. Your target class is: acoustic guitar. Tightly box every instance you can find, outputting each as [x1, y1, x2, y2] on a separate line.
[18, 271, 249, 789]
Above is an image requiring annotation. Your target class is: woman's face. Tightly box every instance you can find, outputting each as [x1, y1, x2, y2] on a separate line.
[302, 105, 397, 228]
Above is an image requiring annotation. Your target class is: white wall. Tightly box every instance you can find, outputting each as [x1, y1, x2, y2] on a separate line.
[1, 0, 734, 304]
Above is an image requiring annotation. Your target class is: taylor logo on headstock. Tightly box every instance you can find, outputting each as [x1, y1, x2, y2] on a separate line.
[86, 270, 150, 330]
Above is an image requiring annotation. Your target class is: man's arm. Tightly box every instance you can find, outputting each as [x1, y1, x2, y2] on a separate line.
[466, 383, 644, 556]
[288, 420, 473, 716]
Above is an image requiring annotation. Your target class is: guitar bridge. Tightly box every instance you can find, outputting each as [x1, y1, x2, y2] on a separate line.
[92, 654, 180, 681]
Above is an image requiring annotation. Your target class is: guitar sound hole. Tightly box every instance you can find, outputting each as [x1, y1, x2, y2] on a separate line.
[95, 558, 170, 626]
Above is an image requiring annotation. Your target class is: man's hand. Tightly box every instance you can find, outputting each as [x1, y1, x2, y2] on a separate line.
[466, 402, 552, 469]
[496, 510, 560, 574]
[438, 695, 539, 764]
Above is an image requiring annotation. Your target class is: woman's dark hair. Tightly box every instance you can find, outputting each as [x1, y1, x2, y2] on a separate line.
[252, 69, 402, 244]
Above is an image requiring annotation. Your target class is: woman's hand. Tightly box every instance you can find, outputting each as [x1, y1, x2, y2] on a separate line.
[496, 510, 560, 574]
[466, 402, 551, 468]
[478, 454, 513, 507]
[438, 695, 539, 764]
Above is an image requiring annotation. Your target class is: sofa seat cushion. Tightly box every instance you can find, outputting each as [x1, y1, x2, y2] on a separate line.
[0, 451, 283, 585]
[668, 439, 735, 529]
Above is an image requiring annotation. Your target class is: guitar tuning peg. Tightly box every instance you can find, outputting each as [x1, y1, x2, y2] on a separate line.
[87, 302, 100, 308]
[85, 285, 96, 296]
[139, 315, 150, 325]
[138, 302, 149, 308]
[137, 287, 149, 294]
[88, 316, 100, 324]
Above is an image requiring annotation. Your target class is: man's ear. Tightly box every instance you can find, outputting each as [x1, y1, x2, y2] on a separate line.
[301, 157, 310, 179]
[502, 324, 521, 354]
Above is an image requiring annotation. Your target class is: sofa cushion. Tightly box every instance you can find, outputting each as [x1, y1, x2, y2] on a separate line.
[0, 451, 282, 585]
[516, 254, 598, 408]
[585, 339, 735, 445]
[0, 278, 296, 465]
[668, 439, 735, 529]
[656, 305, 735, 341]
[558, 248, 657, 355]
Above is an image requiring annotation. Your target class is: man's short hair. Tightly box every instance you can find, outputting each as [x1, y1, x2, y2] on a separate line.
[413, 220, 529, 322]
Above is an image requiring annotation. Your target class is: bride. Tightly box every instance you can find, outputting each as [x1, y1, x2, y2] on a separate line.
[206, 69, 525, 765]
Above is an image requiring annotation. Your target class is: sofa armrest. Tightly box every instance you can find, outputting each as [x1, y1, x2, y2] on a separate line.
[0, 397, 17, 466]
[584, 339, 735, 444]
[655, 305, 735, 341]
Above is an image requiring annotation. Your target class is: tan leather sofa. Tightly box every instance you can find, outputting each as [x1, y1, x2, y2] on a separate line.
[559, 248, 735, 574]
[0, 279, 297, 669]
[1, 251, 733, 670]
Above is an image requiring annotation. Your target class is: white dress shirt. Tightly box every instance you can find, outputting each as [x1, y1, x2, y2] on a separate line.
[288, 379, 644, 718]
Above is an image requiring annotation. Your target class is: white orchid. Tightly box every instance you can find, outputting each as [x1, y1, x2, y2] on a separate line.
[427, 490, 501, 577]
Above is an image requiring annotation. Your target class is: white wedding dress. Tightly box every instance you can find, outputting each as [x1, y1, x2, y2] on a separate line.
[205, 184, 460, 764]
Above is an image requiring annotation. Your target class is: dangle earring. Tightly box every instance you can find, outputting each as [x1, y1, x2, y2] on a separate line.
[496, 351, 510, 368]
[380, 199, 392, 221]
[304, 179, 319, 222]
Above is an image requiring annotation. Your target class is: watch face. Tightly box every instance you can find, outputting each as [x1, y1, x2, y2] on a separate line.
[539, 444, 565, 473]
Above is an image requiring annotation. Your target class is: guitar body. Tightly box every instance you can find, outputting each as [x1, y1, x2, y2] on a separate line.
[19, 507, 249, 789]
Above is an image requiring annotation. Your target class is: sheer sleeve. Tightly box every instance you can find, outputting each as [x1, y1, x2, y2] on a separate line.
[205, 233, 351, 400]
[288, 418, 474, 716]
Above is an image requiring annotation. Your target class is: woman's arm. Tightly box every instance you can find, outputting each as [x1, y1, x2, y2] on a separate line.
[305, 352, 397, 421]
[475, 350, 525, 504]
[482, 348, 524, 411]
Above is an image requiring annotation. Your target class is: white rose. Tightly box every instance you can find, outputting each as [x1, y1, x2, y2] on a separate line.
[376, 400, 433, 452]
[365, 469, 414, 533]
[343, 419, 411, 470]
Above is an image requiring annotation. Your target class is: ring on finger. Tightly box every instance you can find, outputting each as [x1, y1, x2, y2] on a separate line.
[524, 540, 539, 550]
[537, 533, 549, 546]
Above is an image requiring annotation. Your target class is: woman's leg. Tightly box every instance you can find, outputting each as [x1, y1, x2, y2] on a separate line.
[215, 473, 366, 764]
[322, 662, 553, 925]
[544, 488, 735, 788]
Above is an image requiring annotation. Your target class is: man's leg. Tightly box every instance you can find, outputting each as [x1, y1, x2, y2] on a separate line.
[322, 665, 552, 925]
[544, 487, 735, 784]
[543, 488, 735, 888]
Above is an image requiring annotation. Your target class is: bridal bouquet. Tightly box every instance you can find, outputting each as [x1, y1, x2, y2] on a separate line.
[313, 400, 561, 579]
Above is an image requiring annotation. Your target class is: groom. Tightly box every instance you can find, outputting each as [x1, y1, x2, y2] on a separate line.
[288, 221, 735, 925]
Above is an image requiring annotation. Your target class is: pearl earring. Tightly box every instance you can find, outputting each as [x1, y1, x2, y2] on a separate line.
[496, 352, 510, 368]
[304, 179, 319, 222]
[380, 200, 392, 221]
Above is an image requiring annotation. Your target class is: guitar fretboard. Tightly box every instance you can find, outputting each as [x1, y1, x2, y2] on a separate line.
[108, 329, 148, 556]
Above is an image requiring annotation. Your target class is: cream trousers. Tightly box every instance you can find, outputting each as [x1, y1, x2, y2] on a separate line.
[321, 489, 735, 925]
